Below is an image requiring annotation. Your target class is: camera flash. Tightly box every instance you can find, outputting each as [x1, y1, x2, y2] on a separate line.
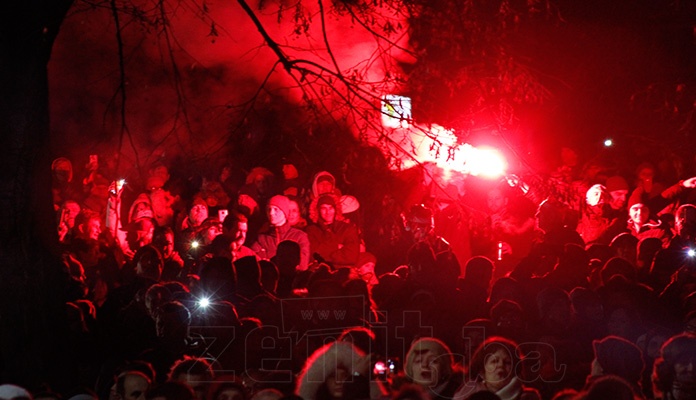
[198, 297, 210, 308]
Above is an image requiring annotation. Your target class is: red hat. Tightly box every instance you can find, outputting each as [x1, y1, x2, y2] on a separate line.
[605, 176, 629, 193]
[268, 195, 291, 218]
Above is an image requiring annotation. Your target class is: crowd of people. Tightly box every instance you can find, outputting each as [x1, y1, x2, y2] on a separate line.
[8, 147, 696, 400]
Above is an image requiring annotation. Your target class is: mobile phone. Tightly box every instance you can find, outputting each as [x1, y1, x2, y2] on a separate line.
[218, 209, 228, 223]
[373, 361, 387, 376]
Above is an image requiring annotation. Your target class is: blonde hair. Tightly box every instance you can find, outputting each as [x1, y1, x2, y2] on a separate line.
[404, 337, 454, 382]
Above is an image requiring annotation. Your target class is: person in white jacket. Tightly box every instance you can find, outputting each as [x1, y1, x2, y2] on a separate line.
[296, 341, 387, 400]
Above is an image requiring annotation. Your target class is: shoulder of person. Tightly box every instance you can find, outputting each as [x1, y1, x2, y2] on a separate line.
[521, 387, 542, 400]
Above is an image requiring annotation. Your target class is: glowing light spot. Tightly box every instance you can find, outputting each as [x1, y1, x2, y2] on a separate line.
[191, 240, 200, 249]
[198, 297, 210, 308]
[373, 361, 386, 375]
[604, 139, 613, 147]
[688, 249, 695, 258]
[380, 124, 508, 180]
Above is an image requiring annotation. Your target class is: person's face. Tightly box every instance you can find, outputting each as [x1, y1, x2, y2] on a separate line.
[409, 220, 431, 242]
[586, 185, 605, 207]
[62, 202, 80, 228]
[161, 232, 175, 259]
[609, 190, 628, 210]
[122, 374, 149, 400]
[357, 262, 375, 284]
[189, 204, 208, 226]
[317, 180, 333, 195]
[234, 221, 248, 248]
[53, 160, 73, 183]
[325, 368, 348, 399]
[204, 224, 221, 245]
[675, 207, 696, 237]
[287, 201, 301, 226]
[674, 356, 696, 386]
[174, 373, 208, 400]
[483, 349, 513, 389]
[268, 205, 287, 227]
[254, 175, 269, 195]
[630, 204, 649, 225]
[319, 204, 336, 225]
[487, 189, 507, 214]
[638, 167, 654, 182]
[85, 218, 101, 240]
[411, 349, 445, 387]
[136, 220, 155, 247]
[216, 387, 245, 400]
[134, 202, 150, 216]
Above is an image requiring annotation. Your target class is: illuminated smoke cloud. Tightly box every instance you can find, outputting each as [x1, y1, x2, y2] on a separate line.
[48, 0, 414, 176]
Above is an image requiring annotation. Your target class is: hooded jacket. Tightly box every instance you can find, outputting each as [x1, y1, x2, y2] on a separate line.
[252, 222, 310, 271]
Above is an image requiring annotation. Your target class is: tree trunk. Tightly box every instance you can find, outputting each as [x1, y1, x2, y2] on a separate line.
[0, 0, 74, 388]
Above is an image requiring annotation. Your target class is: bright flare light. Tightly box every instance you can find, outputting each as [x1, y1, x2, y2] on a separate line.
[191, 240, 200, 249]
[397, 124, 507, 179]
[688, 249, 696, 258]
[198, 297, 210, 308]
[604, 139, 613, 147]
[453, 144, 508, 179]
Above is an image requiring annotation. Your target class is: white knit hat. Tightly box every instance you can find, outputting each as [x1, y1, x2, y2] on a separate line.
[340, 195, 360, 214]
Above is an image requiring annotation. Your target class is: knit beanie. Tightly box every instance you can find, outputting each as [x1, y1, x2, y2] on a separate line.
[340, 195, 360, 214]
[606, 176, 629, 193]
[586, 184, 608, 207]
[593, 335, 644, 383]
[191, 195, 208, 209]
[268, 195, 291, 219]
[316, 194, 336, 210]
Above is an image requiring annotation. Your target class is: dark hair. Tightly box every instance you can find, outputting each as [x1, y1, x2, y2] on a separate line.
[468, 337, 521, 380]
[339, 327, 376, 355]
[168, 356, 214, 381]
[584, 375, 637, 400]
[152, 226, 175, 249]
[144, 284, 172, 315]
[653, 333, 696, 394]
[222, 210, 248, 232]
[74, 209, 101, 229]
[209, 378, 248, 400]
[133, 245, 164, 281]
